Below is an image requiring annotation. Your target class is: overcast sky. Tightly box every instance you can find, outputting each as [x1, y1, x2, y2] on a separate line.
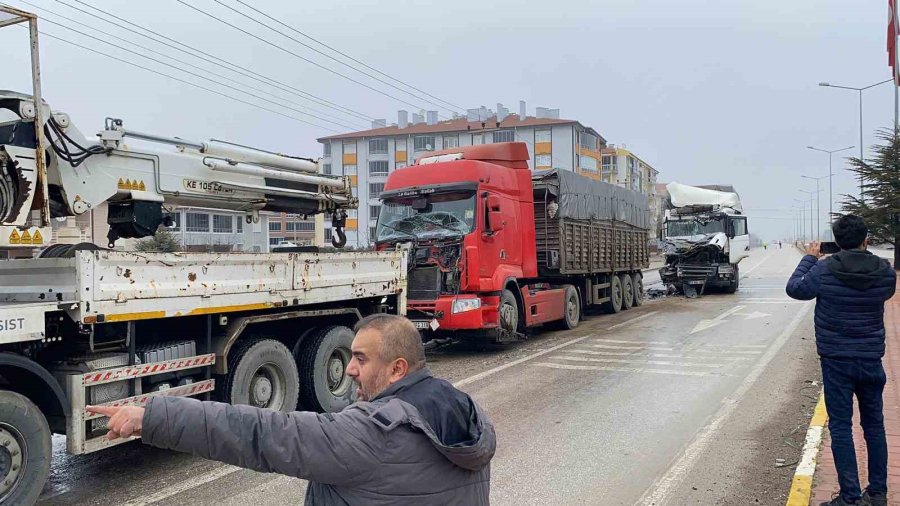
[0, 0, 893, 241]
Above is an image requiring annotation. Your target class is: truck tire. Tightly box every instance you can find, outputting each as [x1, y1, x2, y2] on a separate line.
[225, 339, 299, 412]
[551, 285, 580, 330]
[632, 273, 644, 307]
[498, 289, 520, 339]
[621, 274, 634, 310]
[297, 326, 356, 413]
[724, 264, 740, 294]
[603, 275, 623, 314]
[0, 391, 51, 506]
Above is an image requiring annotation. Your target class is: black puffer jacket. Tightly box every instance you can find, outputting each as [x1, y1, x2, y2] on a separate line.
[786, 250, 896, 359]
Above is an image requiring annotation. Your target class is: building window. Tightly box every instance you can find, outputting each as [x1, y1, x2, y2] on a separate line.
[369, 160, 389, 176]
[443, 135, 459, 148]
[368, 138, 388, 154]
[286, 221, 315, 232]
[395, 162, 407, 169]
[492, 130, 515, 143]
[348, 209, 358, 218]
[236, 217, 243, 233]
[269, 221, 281, 232]
[323, 143, 331, 156]
[168, 211, 181, 231]
[370, 205, 381, 220]
[343, 164, 357, 175]
[580, 155, 598, 172]
[213, 214, 234, 233]
[413, 135, 435, 152]
[324, 228, 333, 242]
[471, 133, 484, 145]
[579, 132, 598, 150]
[269, 237, 282, 246]
[369, 227, 377, 242]
[395, 138, 407, 152]
[369, 183, 385, 197]
[535, 154, 552, 167]
[535, 129, 552, 143]
[185, 212, 210, 233]
[322, 163, 332, 175]
[342, 141, 356, 154]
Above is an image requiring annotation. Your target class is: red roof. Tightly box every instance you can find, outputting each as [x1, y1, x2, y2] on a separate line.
[317, 114, 589, 142]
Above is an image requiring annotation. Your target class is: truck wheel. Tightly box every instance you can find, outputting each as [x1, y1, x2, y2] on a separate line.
[632, 273, 644, 306]
[498, 289, 520, 339]
[621, 274, 634, 310]
[604, 275, 623, 314]
[724, 264, 740, 294]
[297, 326, 356, 413]
[226, 339, 299, 412]
[551, 285, 580, 330]
[0, 391, 51, 506]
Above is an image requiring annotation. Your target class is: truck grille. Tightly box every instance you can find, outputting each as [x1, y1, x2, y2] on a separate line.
[680, 264, 716, 280]
[408, 267, 441, 300]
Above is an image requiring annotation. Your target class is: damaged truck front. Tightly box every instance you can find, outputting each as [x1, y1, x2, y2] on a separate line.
[659, 183, 750, 296]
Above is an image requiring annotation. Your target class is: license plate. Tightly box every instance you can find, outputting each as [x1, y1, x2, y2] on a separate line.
[413, 321, 430, 329]
[688, 280, 705, 285]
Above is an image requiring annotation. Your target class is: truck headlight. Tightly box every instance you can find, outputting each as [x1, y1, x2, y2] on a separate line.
[451, 297, 481, 314]
[718, 265, 734, 274]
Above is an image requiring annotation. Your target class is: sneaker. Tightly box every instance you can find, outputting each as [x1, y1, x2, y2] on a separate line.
[820, 494, 861, 506]
[862, 490, 887, 506]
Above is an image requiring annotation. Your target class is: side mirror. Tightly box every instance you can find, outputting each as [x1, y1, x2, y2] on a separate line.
[488, 210, 505, 232]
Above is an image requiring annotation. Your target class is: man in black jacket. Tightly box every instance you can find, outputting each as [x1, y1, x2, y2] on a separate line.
[787, 215, 896, 506]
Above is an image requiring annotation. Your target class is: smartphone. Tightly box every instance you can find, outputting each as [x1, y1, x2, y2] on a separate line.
[820, 241, 840, 254]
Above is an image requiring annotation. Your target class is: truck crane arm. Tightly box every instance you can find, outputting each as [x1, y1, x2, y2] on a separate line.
[0, 91, 356, 248]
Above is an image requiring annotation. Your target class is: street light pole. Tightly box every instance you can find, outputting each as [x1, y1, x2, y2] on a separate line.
[807, 145, 854, 235]
[793, 199, 807, 242]
[799, 189, 822, 241]
[819, 79, 891, 198]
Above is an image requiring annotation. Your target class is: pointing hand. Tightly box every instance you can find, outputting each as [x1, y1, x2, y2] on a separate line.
[86, 405, 145, 441]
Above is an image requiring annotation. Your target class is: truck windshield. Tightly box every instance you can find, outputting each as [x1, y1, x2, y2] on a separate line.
[666, 218, 725, 237]
[377, 191, 476, 242]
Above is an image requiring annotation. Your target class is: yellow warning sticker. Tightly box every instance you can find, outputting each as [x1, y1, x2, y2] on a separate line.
[138, 180, 146, 191]
[31, 229, 43, 244]
[8, 229, 20, 244]
[20, 230, 31, 243]
[118, 178, 126, 190]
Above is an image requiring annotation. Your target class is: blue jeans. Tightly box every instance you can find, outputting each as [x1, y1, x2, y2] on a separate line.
[821, 357, 888, 502]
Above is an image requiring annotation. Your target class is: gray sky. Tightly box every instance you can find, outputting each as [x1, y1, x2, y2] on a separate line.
[0, 0, 893, 241]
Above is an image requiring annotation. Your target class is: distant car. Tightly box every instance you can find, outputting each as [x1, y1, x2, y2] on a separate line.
[277, 241, 299, 248]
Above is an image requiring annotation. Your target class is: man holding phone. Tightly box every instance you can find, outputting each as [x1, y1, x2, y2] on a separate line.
[787, 214, 896, 506]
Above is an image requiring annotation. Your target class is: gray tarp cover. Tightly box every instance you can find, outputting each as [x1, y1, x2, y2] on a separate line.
[532, 169, 650, 230]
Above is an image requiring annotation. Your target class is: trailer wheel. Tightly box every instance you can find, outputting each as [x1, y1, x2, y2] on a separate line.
[604, 275, 623, 314]
[724, 264, 740, 294]
[498, 289, 520, 339]
[297, 326, 356, 413]
[551, 285, 581, 330]
[632, 273, 644, 306]
[226, 339, 299, 412]
[621, 274, 634, 310]
[0, 391, 50, 506]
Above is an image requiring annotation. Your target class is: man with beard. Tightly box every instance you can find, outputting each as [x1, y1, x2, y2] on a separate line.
[88, 314, 496, 505]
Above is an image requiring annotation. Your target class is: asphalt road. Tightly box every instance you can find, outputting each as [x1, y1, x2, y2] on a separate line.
[37, 247, 820, 506]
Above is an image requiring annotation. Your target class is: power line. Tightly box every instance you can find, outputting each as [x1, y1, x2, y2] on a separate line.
[29, 26, 343, 132]
[20, 0, 366, 130]
[174, 0, 446, 117]
[219, 0, 463, 115]
[55, 0, 375, 123]
[30, 16, 356, 131]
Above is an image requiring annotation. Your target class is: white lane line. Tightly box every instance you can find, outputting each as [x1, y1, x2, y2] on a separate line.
[553, 354, 724, 369]
[534, 362, 711, 377]
[586, 344, 676, 351]
[635, 300, 813, 506]
[692, 349, 763, 355]
[124, 464, 242, 506]
[452, 311, 659, 389]
[596, 338, 672, 345]
[570, 349, 755, 361]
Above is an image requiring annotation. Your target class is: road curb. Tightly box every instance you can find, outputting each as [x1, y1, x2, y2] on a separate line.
[785, 391, 827, 506]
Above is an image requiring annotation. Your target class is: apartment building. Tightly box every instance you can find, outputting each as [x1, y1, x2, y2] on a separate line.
[317, 102, 621, 248]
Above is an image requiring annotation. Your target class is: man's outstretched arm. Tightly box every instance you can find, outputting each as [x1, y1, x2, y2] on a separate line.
[786, 242, 823, 301]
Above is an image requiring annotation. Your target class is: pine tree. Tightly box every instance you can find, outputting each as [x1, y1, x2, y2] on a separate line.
[135, 228, 181, 253]
[841, 129, 900, 269]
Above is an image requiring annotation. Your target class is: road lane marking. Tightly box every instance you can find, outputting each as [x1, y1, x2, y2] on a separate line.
[597, 338, 672, 345]
[585, 343, 676, 351]
[534, 362, 711, 377]
[692, 348, 763, 355]
[785, 392, 827, 506]
[452, 311, 660, 389]
[124, 464, 242, 506]
[690, 305, 746, 334]
[552, 354, 724, 368]
[635, 300, 814, 506]
[570, 349, 755, 361]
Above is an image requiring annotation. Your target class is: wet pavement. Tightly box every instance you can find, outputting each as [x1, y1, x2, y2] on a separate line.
[38, 248, 820, 505]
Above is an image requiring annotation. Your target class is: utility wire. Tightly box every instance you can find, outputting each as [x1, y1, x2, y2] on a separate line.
[218, 0, 462, 115]
[31, 17, 355, 131]
[55, 0, 375, 122]
[20, 0, 365, 130]
[174, 0, 447, 117]
[29, 26, 342, 132]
